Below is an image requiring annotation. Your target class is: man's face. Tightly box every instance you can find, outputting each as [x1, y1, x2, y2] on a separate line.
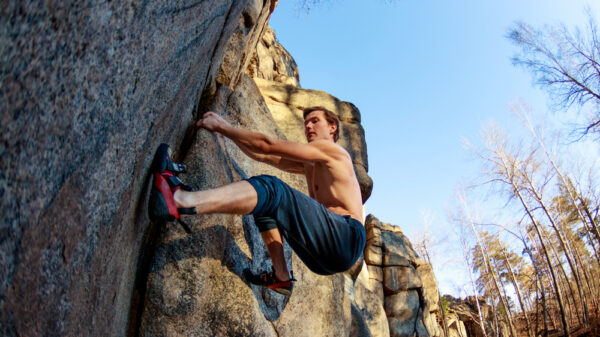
[304, 110, 335, 142]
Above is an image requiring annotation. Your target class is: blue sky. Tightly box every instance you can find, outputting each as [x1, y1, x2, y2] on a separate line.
[270, 1, 600, 295]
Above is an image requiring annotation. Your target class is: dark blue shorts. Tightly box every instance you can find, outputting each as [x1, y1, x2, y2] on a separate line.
[245, 175, 366, 275]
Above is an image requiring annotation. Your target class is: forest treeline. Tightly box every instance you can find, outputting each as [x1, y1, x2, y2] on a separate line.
[418, 9, 600, 337]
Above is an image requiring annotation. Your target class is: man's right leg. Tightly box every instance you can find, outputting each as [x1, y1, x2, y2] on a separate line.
[173, 180, 258, 215]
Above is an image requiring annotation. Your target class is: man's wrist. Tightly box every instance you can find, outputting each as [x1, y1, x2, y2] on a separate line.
[217, 123, 233, 136]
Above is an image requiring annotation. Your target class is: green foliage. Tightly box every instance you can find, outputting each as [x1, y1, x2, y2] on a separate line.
[440, 296, 450, 314]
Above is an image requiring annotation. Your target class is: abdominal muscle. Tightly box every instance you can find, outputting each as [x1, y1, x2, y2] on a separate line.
[304, 161, 364, 224]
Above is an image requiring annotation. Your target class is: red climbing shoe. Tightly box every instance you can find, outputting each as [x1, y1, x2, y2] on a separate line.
[148, 143, 195, 234]
[243, 267, 296, 296]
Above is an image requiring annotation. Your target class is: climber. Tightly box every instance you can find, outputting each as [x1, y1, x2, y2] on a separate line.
[148, 107, 366, 296]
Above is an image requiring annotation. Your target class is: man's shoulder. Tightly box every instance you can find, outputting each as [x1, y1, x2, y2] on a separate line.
[308, 139, 346, 151]
[308, 140, 350, 160]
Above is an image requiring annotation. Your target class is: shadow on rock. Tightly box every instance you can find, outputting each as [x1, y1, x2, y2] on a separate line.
[148, 220, 291, 322]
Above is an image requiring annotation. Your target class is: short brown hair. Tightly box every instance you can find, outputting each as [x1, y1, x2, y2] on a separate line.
[302, 106, 340, 142]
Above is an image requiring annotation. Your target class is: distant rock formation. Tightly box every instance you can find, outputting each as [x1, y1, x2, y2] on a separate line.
[443, 295, 510, 337]
[247, 26, 300, 87]
[359, 214, 442, 337]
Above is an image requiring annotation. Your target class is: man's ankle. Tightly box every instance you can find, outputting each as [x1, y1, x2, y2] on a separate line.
[173, 189, 186, 208]
[274, 270, 290, 282]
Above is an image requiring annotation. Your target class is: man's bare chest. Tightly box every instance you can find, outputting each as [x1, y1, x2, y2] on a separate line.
[304, 162, 329, 197]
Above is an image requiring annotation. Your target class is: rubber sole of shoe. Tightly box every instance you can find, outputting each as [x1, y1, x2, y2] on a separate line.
[271, 287, 292, 296]
[151, 143, 171, 174]
[243, 269, 293, 296]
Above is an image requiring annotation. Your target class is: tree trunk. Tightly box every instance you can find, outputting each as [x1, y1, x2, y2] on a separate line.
[493, 258, 519, 337]
[547, 239, 580, 325]
[579, 196, 600, 260]
[538, 199, 590, 324]
[501, 245, 534, 337]
[456, 194, 491, 337]
[516, 189, 570, 337]
[534, 279, 541, 337]
[570, 237, 599, 311]
[457, 221, 489, 337]
[525, 230, 549, 336]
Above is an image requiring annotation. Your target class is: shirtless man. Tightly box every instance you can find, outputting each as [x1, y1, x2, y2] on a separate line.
[148, 106, 366, 295]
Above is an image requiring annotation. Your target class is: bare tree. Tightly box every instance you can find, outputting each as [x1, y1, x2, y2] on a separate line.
[508, 11, 600, 136]
[512, 102, 600, 261]
[476, 222, 544, 337]
[500, 243, 535, 337]
[449, 199, 489, 337]
[468, 124, 571, 336]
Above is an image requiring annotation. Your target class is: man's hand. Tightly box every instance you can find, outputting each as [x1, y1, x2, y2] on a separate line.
[196, 111, 231, 132]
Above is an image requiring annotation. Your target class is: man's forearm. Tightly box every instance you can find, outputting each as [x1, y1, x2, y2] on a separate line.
[232, 138, 271, 162]
[232, 138, 304, 173]
[219, 124, 303, 172]
[218, 124, 272, 154]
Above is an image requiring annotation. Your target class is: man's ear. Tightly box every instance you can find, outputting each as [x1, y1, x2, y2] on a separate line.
[329, 123, 337, 140]
[329, 123, 336, 133]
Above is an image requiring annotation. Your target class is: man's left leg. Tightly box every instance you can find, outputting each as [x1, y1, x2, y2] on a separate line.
[260, 229, 291, 283]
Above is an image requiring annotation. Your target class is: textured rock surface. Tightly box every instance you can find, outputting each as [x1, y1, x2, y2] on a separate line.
[353, 262, 390, 337]
[443, 295, 509, 337]
[247, 26, 300, 87]
[0, 1, 276, 335]
[445, 313, 468, 337]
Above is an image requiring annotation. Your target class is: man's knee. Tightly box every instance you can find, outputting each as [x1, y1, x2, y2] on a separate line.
[245, 175, 285, 216]
[254, 215, 278, 232]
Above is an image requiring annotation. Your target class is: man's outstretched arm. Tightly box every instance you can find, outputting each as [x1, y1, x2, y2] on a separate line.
[197, 112, 305, 173]
[232, 139, 305, 174]
[198, 111, 336, 163]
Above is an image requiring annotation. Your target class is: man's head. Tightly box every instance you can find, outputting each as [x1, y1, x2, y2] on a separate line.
[302, 106, 340, 142]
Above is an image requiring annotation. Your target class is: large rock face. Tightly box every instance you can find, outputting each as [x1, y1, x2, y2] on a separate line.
[248, 26, 300, 87]
[1, 1, 277, 335]
[0, 1, 445, 336]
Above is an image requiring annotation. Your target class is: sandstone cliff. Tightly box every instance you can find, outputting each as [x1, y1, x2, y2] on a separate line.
[1, 1, 447, 336]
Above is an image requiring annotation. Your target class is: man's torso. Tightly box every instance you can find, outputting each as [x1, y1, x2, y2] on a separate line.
[303, 145, 363, 223]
